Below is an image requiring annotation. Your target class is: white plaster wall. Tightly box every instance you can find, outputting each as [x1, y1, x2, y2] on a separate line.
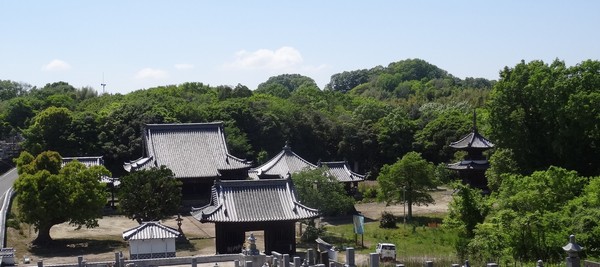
[129, 238, 176, 255]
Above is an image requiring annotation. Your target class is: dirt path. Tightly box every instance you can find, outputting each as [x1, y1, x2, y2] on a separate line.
[355, 187, 453, 220]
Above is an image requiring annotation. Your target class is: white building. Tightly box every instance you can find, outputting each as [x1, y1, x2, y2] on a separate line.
[122, 221, 180, 259]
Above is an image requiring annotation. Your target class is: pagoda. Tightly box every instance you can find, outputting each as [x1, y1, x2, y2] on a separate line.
[447, 111, 494, 190]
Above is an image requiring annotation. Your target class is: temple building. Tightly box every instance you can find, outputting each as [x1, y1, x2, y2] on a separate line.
[447, 111, 494, 190]
[123, 122, 252, 203]
[63, 156, 119, 207]
[248, 143, 365, 193]
[191, 178, 319, 255]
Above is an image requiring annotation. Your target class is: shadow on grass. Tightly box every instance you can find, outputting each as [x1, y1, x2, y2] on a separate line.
[29, 238, 126, 258]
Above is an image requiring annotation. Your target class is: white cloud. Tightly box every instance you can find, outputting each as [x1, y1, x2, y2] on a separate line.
[134, 68, 168, 80]
[225, 46, 304, 70]
[42, 59, 71, 71]
[174, 63, 194, 70]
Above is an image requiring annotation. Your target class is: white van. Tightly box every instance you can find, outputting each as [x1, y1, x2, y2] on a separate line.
[375, 243, 396, 261]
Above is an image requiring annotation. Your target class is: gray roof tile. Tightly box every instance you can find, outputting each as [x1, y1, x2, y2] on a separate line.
[62, 156, 104, 168]
[249, 146, 365, 183]
[450, 130, 494, 149]
[191, 179, 319, 223]
[319, 161, 365, 182]
[124, 122, 252, 179]
[248, 145, 316, 179]
[122, 221, 180, 240]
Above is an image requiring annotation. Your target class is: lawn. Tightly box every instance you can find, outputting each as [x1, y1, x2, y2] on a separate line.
[316, 214, 460, 267]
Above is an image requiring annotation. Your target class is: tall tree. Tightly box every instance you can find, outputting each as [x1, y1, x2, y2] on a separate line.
[377, 152, 437, 221]
[118, 166, 182, 224]
[13, 151, 110, 245]
[488, 59, 600, 176]
[22, 107, 75, 155]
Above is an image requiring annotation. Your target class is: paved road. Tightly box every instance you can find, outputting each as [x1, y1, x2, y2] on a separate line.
[0, 167, 17, 249]
[0, 168, 17, 195]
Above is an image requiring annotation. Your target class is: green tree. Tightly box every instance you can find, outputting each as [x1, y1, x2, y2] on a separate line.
[22, 107, 75, 155]
[488, 59, 600, 176]
[118, 166, 182, 224]
[292, 168, 355, 216]
[413, 109, 471, 164]
[468, 166, 588, 262]
[485, 148, 519, 192]
[376, 152, 436, 221]
[13, 151, 110, 245]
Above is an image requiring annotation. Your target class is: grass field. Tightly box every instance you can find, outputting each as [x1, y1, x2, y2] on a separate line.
[316, 214, 460, 267]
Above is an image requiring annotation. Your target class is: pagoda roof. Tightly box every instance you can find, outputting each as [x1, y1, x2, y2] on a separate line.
[319, 161, 365, 183]
[191, 178, 319, 223]
[450, 130, 494, 150]
[124, 122, 252, 179]
[248, 144, 317, 179]
[450, 110, 494, 150]
[447, 160, 490, 170]
[122, 221, 180, 241]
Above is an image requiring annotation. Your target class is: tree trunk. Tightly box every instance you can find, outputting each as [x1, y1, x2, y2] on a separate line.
[32, 224, 53, 246]
[407, 198, 413, 222]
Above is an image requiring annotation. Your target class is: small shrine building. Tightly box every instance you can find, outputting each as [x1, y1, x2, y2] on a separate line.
[122, 221, 181, 259]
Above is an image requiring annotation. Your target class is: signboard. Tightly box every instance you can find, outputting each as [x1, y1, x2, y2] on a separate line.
[353, 215, 364, 234]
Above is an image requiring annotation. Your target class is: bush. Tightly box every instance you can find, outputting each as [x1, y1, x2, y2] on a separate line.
[379, 211, 397, 228]
[301, 220, 326, 242]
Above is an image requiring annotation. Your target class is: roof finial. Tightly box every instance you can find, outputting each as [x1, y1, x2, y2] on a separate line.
[283, 140, 291, 151]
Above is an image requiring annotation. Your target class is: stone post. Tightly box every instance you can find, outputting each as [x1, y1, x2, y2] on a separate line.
[246, 260, 253, 267]
[536, 260, 543, 267]
[464, 260, 470, 267]
[191, 257, 198, 267]
[563, 234, 583, 267]
[424, 260, 433, 267]
[369, 253, 379, 267]
[283, 254, 290, 267]
[346, 247, 355, 267]
[37, 260, 43, 267]
[307, 249, 315, 265]
[114, 252, 121, 267]
[293, 256, 301, 267]
[78, 256, 84, 267]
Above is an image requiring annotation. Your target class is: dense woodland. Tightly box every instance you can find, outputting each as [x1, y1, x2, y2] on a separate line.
[2, 58, 600, 261]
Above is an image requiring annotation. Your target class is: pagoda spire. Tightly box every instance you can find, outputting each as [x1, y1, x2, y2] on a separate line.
[472, 109, 478, 133]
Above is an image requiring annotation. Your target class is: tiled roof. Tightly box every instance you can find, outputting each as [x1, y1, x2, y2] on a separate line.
[248, 144, 317, 179]
[319, 161, 365, 183]
[450, 130, 494, 150]
[62, 156, 104, 168]
[122, 221, 180, 241]
[447, 160, 490, 170]
[124, 122, 252, 179]
[63, 156, 119, 185]
[191, 179, 319, 223]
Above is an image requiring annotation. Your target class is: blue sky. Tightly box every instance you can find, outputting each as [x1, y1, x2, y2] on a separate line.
[1, 1, 599, 94]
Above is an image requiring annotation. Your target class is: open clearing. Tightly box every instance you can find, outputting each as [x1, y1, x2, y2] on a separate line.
[7, 187, 452, 265]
